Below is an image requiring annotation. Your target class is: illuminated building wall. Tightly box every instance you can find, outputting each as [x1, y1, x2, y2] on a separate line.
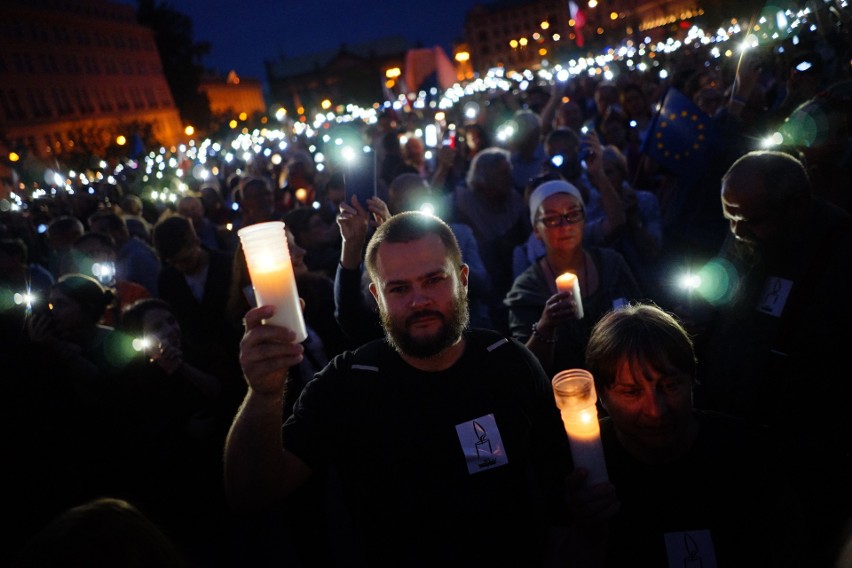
[632, 0, 703, 32]
[199, 71, 267, 118]
[580, 0, 702, 37]
[464, 0, 704, 73]
[464, 0, 572, 73]
[0, 0, 183, 159]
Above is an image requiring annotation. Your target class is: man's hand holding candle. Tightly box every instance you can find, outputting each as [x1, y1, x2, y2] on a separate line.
[239, 305, 304, 398]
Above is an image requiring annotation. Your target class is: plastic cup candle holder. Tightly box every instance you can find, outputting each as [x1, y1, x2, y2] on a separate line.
[552, 369, 608, 484]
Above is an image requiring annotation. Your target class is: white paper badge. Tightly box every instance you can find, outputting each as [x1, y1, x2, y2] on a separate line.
[664, 530, 717, 568]
[455, 413, 509, 474]
[756, 276, 793, 317]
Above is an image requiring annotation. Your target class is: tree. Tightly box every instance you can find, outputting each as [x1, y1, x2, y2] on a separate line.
[136, 0, 212, 130]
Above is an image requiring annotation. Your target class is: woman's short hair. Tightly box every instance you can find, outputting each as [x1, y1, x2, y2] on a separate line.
[585, 303, 696, 391]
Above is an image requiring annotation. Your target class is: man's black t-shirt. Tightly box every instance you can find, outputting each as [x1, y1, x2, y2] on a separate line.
[283, 329, 571, 566]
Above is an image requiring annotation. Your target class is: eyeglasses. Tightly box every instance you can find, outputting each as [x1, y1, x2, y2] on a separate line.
[537, 210, 585, 228]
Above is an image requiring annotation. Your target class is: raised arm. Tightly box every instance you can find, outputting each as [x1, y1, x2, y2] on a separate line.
[584, 131, 626, 242]
[224, 305, 312, 513]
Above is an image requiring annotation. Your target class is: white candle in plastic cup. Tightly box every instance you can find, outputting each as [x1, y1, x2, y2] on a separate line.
[555, 272, 584, 319]
[552, 369, 608, 484]
[238, 221, 308, 343]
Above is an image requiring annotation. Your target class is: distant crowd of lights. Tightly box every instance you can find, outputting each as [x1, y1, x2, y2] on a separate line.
[1, 4, 838, 214]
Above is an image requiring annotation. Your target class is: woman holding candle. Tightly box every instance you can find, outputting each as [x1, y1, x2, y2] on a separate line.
[504, 178, 641, 375]
[560, 303, 803, 567]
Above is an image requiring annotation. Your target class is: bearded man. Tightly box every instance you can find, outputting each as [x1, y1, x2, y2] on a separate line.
[225, 212, 573, 566]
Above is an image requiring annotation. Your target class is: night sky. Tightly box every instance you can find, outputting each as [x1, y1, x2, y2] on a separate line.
[117, 0, 487, 84]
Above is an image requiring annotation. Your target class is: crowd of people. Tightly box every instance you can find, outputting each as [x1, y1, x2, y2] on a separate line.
[2, 11, 852, 567]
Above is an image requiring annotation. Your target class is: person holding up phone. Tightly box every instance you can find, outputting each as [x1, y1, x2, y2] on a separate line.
[116, 298, 226, 557]
[334, 192, 390, 345]
[25, 274, 118, 404]
[63, 231, 150, 327]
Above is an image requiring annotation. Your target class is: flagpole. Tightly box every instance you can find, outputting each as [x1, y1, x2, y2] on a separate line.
[632, 86, 668, 189]
[639, 86, 670, 157]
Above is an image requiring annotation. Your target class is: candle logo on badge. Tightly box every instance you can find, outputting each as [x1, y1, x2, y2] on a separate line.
[238, 221, 308, 343]
[552, 369, 608, 484]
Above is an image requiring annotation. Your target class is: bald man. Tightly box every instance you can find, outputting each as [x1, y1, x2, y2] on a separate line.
[691, 151, 852, 566]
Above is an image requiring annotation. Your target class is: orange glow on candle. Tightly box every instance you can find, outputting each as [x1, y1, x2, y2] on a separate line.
[555, 272, 577, 293]
[552, 369, 608, 484]
[555, 272, 584, 319]
[239, 222, 307, 342]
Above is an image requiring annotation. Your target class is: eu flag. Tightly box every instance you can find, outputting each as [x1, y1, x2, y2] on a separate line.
[642, 87, 717, 180]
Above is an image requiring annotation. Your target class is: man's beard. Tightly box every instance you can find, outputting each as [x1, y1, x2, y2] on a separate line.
[379, 289, 469, 359]
[732, 236, 760, 264]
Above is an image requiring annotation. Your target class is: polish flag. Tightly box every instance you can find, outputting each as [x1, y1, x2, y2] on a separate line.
[569, 1, 587, 48]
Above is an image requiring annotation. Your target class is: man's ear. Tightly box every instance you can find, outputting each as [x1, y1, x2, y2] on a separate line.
[368, 281, 379, 304]
[459, 263, 469, 290]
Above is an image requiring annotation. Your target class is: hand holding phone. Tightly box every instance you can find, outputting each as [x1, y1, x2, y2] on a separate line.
[343, 148, 377, 207]
[27, 308, 56, 343]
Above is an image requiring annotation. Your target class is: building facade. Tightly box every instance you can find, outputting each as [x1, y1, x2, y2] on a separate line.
[199, 71, 266, 119]
[266, 37, 411, 117]
[0, 0, 183, 161]
[464, 0, 573, 73]
[464, 0, 703, 74]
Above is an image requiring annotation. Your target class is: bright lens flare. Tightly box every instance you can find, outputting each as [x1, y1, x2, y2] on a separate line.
[132, 337, 152, 352]
[91, 262, 115, 280]
[689, 259, 738, 305]
[678, 273, 702, 290]
[13, 292, 36, 308]
[762, 132, 784, 148]
[739, 35, 759, 52]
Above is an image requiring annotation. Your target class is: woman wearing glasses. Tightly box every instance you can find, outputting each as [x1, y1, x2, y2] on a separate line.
[504, 178, 643, 375]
